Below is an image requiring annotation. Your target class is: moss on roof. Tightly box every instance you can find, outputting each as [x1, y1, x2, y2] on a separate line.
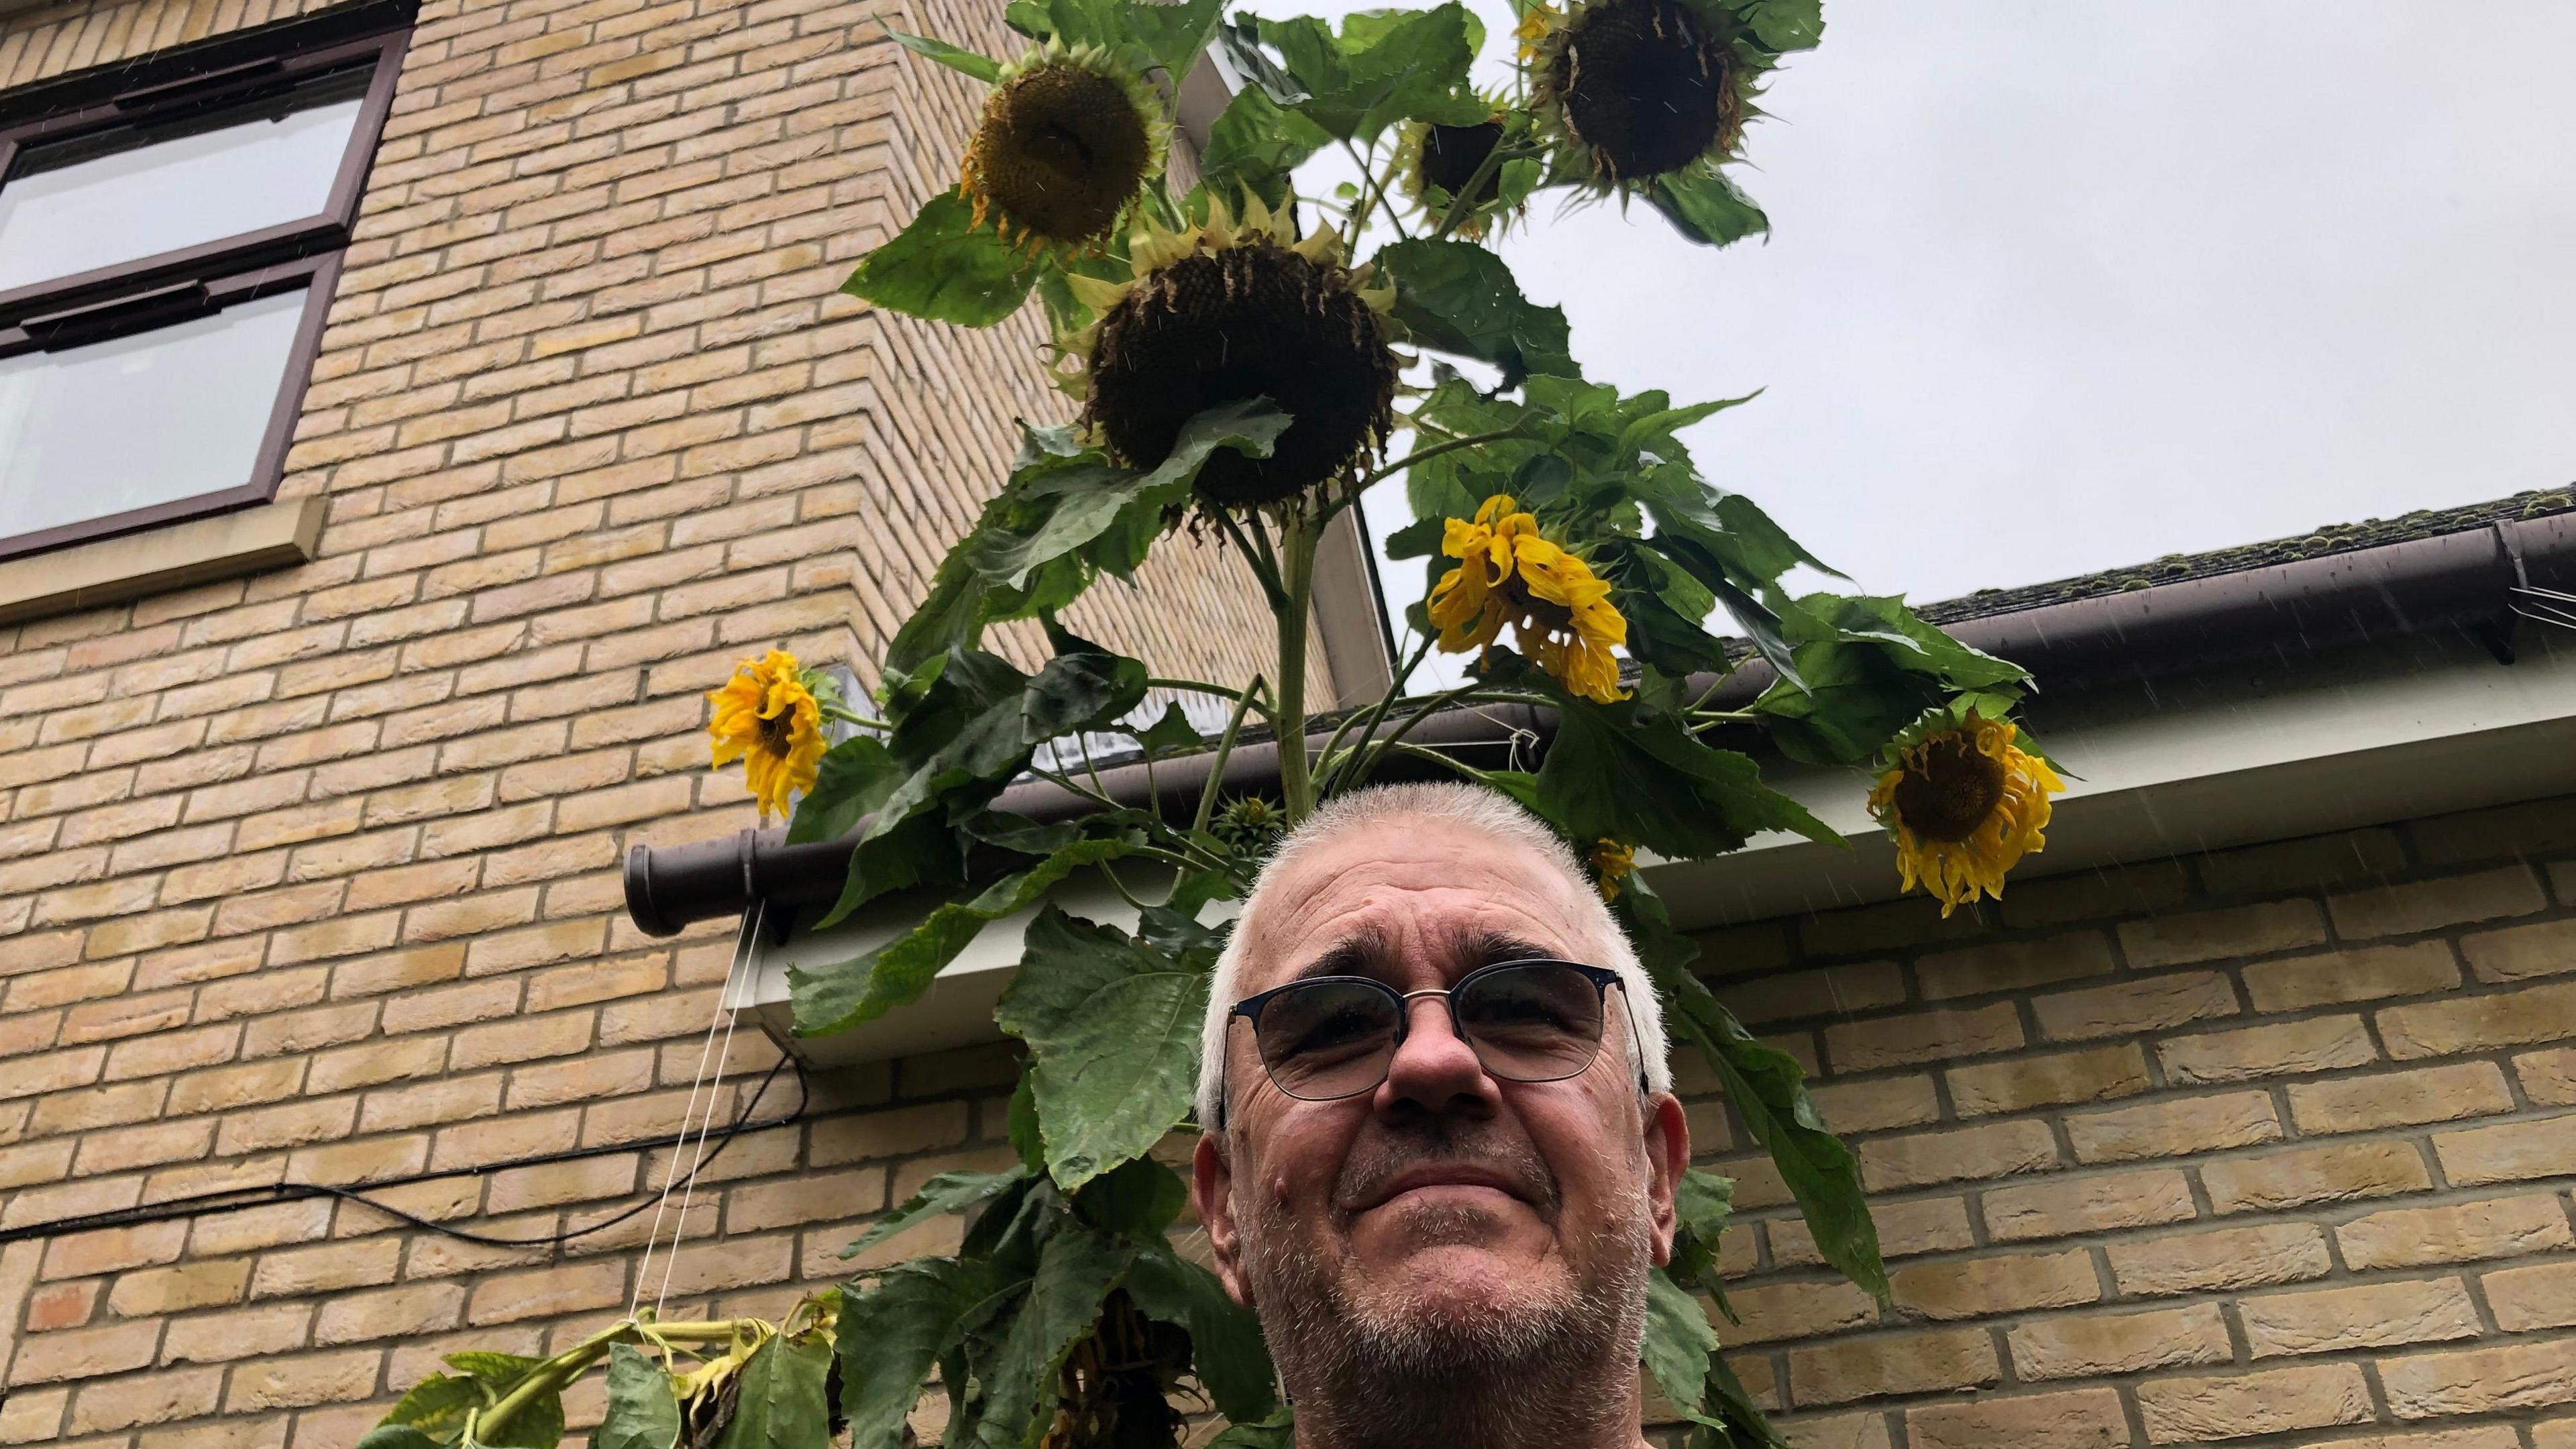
[1916, 486, 2576, 627]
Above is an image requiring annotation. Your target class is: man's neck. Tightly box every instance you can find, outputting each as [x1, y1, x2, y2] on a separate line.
[1279, 1358, 1652, 1449]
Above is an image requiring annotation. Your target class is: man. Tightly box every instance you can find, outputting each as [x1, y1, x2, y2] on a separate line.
[1191, 782, 1693, 1449]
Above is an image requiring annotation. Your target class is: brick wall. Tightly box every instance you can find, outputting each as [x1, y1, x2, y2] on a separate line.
[0, 0, 1322, 1443]
[1684, 796, 2576, 1448]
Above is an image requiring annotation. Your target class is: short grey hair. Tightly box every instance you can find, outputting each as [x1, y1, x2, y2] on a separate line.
[1195, 781, 1672, 1128]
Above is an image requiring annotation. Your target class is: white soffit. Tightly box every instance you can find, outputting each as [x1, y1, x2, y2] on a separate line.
[737, 626, 2576, 1065]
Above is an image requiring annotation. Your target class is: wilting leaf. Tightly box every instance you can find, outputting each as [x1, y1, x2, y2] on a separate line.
[1734, 0, 1825, 52]
[972, 1228, 1135, 1446]
[594, 1345, 680, 1449]
[1375, 239, 1578, 388]
[843, 190, 1043, 327]
[998, 908, 1212, 1190]
[1125, 1239, 1277, 1424]
[840, 1258, 1008, 1449]
[1648, 169, 1770, 248]
[715, 1332, 829, 1449]
[843, 1167, 1031, 1259]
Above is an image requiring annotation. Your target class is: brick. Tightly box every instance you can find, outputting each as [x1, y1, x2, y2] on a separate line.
[2106, 1222, 2334, 1297]
[163, 1301, 313, 1363]
[1823, 1004, 2022, 1071]
[466, 1259, 627, 1325]
[1715, 961, 1905, 1026]
[2416, 796, 2576, 864]
[2521, 1046, 2576, 1105]
[2119, 900, 2326, 967]
[2383, 980, 2576, 1060]
[1775, 1412, 1891, 1449]
[2243, 941, 2461, 1012]
[6, 1318, 158, 1383]
[1947, 1044, 2150, 1116]
[2032, 971, 2237, 1040]
[1859, 1120, 2059, 1190]
[1905, 1389, 2128, 1449]
[2241, 1276, 2482, 1358]
[2461, 916, 2576, 981]
[2063, 1091, 2281, 1163]
[2157, 1015, 2377, 1083]
[1890, 1248, 2097, 1322]
[2380, 1339, 2576, 1418]
[2199, 826, 2406, 894]
[722, 1169, 888, 1235]
[2135, 1363, 2372, 1442]
[1915, 931, 2114, 1000]
[66, 1364, 223, 1432]
[221, 1348, 382, 1410]
[1770, 1197, 1974, 1267]
[2434, 1114, 2576, 1185]
[1804, 1074, 1940, 1135]
[109, 1259, 253, 1317]
[1983, 1169, 2196, 1242]
[1709, 1279, 1877, 1345]
[1998, 861, 2193, 928]
[2007, 1303, 2230, 1380]
[251, 1238, 402, 1298]
[2287, 1061, 2514, 1134]
[2202, 1139, 2431, 1214]
[1787, 1327, 1998, 1407]
[2339, 1193, 2575, 1269]
[2328, 865, 2545, 939]
[314, 1282, 468, 1344]
[806, 1103, 969, 1165]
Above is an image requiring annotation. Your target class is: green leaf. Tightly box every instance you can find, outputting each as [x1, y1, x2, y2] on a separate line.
[1375, 239, 1577, 388]
[1536, 698, 1833, 857]
[388, 1374, 484, 1440]
[444, 1354, 547, 1388]
[973, 1228, 1135, 1448]
[1698, 1355, 1793, 1448]
[882, 27, 1002, 83]
[1648, 168, 1770, 248]
[840, 1258, 1008, 1449]
[1234, 5, 1483, 142]
[1132, 701, 1201, 759]
[1003, 0, 1051, 38]
[1642, 1269, 1718, 1420]
[844, 1167, 1031, 1259]
[786, 734, 900, 845]
[1114, 0, 1226, 76]
[1124, 1240, 1277, 1424]
[843, 190, 1043, 327]
[1070, 1155, 1188, 1240]
[594, 1345, 680, 1449]
[1731, 0, 1825, 52]
[1008, 1071, 1046, 1171]
[1208, 1412, 1297, 1449]
[1197, 85, 1332, 209]
[716, 1332, 830, 1449]
[996, 907, 1212, 1191]
[476, 1394, 564, 1449]
[362, 1429, 447, 1449]
[1382, 513, 1445, 561]
[794, 836, 1136, 1033]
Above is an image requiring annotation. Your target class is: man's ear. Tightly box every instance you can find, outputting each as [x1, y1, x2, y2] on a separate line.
[1643, 1091, 1689, 1269]
[1193, 1131, 1252, 1307]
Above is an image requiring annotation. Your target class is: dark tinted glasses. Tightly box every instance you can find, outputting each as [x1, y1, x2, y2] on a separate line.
[1229, 959, 1629, 1105]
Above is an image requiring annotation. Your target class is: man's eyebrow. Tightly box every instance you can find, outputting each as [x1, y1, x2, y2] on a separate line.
[1286, 928, 1558, 983]
[1462, 930, 1556, 966]
[1290, 926, 1397, 981]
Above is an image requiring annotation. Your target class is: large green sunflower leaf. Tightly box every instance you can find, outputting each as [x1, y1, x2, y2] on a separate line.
[1208, 1413, 1297, 1449]
[1375, 239, 1578, 387]
[1648, 168, 1770, 248]
[839, 1258, 1011, 1449]
[1727, 0, 1825, 52]
[594, 1346, 680, 1449]
[786, 734, 900, 846]
[996, 907, 1213, 1191]
[843, 189, 1043, 327]
[844, 1166, 1031, 1260]
[1750, 595, 2027, 765]
[882, 28, 1002, 83]
[385, 1375, 482, 1442]
[969, 1228, 1136, 1448]
[1126, 1238, 1279, 1424]
[1199, 85, 1332, 209]
[1234, 5, 1483, 142]
[1112, 0, 1226, 76]
[360, 1429, 447, 1449]
[1642, 1269, 1719, 1424]
[1536, 698, 1834, 857]
[714, 1332, 830, 1449]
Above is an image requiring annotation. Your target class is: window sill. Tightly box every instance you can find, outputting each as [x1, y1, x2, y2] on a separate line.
[0, 494, 325, 626]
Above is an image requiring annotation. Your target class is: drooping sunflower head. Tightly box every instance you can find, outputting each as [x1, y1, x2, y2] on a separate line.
[1426, 494, 1631, 704]
[1536, 0, 1745, 184]
[1396, 111, 1508, 235]
[706, 647, 826, 824]
[961, 40, 1167, 255]
[1060, 193, 1399, 513]
[1866, 710, 2066, 916]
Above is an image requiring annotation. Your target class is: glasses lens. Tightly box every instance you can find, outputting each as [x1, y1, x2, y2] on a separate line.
[1253, 979, 1403, 1100]
[1454, 962, 1606, 1083]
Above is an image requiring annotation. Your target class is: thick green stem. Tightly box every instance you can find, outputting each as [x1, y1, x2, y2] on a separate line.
[1193, 674, 1267, 839]
[477, 1320, 749, 1440]
[1275, 517, 1321, 822]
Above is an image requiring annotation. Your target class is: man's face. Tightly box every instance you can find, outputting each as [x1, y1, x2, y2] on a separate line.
[1192, 816, 1688, 1377]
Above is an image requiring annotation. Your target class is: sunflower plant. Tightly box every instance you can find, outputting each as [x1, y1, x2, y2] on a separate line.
[373, 4, 2070, 1448]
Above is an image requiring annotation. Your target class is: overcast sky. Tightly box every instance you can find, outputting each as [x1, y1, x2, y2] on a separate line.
[1245, 0, 2576, 629]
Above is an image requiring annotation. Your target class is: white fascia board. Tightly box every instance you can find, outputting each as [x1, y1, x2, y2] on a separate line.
[734, 628, 2576, 1065]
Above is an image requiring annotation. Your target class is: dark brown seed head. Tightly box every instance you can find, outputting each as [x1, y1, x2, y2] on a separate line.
[1419, 118, 1505, 205]
[1892, 734, 2008, 843]
[968, 61, 1152, 246]
[1083, 240, 1397, 509]
[1548, 0, 1739, 180]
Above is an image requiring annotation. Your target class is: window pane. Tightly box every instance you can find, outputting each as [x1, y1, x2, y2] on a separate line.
[0, 286, 307, 541]
[0, 69, 368, 293]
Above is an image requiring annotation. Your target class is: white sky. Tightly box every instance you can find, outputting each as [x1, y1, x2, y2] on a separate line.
[1240, 0, 2576, 640]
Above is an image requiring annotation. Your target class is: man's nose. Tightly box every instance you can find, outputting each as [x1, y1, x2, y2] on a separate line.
[1374, 994, 1500, 1118]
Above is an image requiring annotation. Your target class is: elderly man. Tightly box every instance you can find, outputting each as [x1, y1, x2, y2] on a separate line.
[1191, 782, 1691, 1449]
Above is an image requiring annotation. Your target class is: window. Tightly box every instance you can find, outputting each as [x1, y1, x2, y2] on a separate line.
[0, 18, 407, 560]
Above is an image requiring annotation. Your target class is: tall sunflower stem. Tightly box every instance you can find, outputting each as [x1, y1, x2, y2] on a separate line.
[1215, 511, 1289, 610]
[1274, 519, 1321, 822]
[1315, 631, 1437, 798]
[1431, 143, 1538, 241]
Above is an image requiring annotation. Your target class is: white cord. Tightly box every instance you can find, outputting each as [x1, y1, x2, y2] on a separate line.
[626, 926, 745, 1322]
[652, 943, 749, 1321]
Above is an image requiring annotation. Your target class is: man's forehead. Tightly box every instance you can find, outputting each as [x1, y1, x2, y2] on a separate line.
[1238, 816, 1598, 987]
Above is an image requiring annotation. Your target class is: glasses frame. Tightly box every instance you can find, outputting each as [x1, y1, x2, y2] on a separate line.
[1226, 957, 1646, 1119]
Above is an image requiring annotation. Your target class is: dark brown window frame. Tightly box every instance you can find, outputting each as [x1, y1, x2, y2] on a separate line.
[0, 11, 411, 562]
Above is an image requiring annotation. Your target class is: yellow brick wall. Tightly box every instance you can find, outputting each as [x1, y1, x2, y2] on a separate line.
[1682, 797, 2576, 1448]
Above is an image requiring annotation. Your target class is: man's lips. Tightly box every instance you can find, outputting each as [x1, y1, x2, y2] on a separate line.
[1348, 1163, 1534, 1213]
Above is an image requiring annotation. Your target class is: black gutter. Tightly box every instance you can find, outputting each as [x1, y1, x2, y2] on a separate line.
[625, 516, 2576, 937]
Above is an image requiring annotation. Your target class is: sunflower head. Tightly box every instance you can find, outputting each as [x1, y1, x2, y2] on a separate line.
[1397, 112, 1509, 234]
[1536, 0, 1744, 184]
[1059, 194, 1399, 513]
[1426, 494, 1630, 704]
[1866, 710, 2066, 916]
[707, 648, 826, 824]
[1589, 838, 1637, 900]
[961, 40, 1167, 255]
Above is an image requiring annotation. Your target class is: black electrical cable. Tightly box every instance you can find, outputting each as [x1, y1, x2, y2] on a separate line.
[0, 1053, 808, 1249]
